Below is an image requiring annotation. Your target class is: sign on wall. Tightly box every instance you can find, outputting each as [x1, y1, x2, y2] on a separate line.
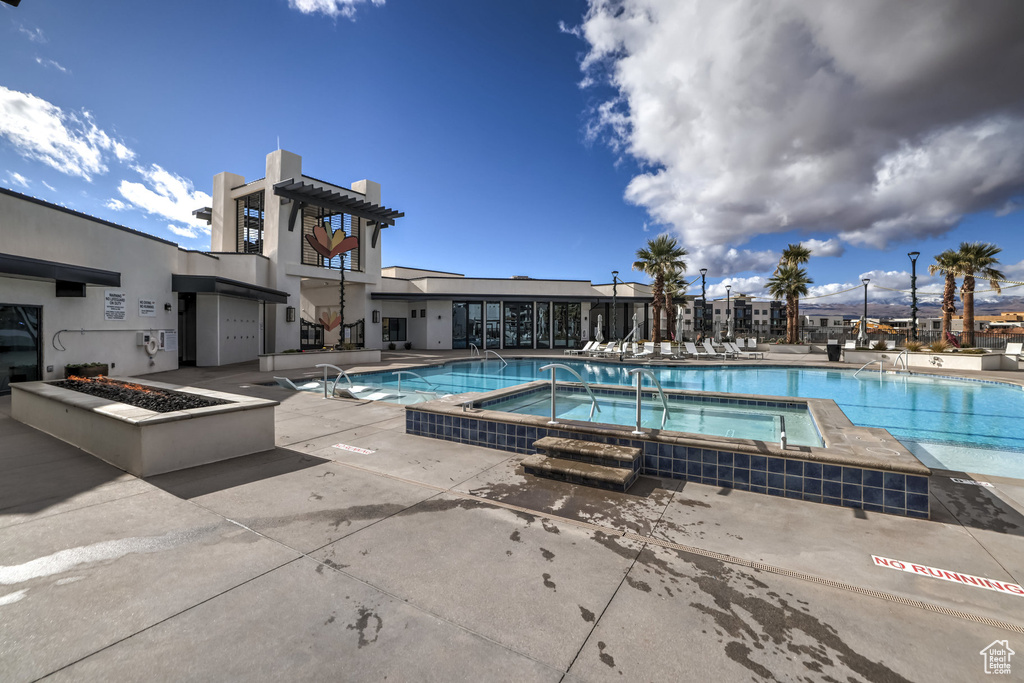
[104, 290, 127, 321]
[139, 299, 156, 317]
[163, 331, 178, 352]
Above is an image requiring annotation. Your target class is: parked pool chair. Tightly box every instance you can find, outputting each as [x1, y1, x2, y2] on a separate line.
[703, 339, 734, 359]
[725, 341, 764, 360]
[631, 341, 655, 359]
[566, 341, 596, 356]
[747, 337, 758, 349]
[734, 338, 746, 348]
[660, 341, 678, 358]
[274, 377, 321, 391]
[1004, 342, 1023, 359]
[594, 342, 621, 358]
[587, 342, 613, 357]
[844, 340, 857, 350]
[682, 341, 708, 358]
[884, 340, 896, 350]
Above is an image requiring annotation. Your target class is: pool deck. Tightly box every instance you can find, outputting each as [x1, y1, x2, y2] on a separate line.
[3, 350, 1024, 681]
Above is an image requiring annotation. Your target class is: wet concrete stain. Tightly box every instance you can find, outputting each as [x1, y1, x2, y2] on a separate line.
[540, 547, 555, 562]
[542, 573, 556, 591]
[937, 480, 1022, 534]
[324, 615, 336, 625]
[579, 605, 596, 622]
[590, 531, 640, 561]
[625, 576, 652, 593]
[675, 498, 712, 508]
[509, 530, 522, 543]
[627, 545, 912, 682]
[347, 606, 383, 648]
[309, 492, 323, 501]
[597, 641, 616, 668]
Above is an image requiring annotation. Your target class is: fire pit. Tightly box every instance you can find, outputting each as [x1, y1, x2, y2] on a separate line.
[11, 377, 278, 477]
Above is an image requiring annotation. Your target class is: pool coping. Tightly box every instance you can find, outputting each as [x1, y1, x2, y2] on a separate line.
[410, 380, 930, 477]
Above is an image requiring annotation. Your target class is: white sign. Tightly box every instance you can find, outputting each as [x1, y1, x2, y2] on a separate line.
[872, 555, 1024, 597]
[981, 640, 1014, 675]
[951, 477, 993, 488]
[104, 290, 127, 321]
[332, 443, 375, 455]
[139, 299, 156, 317]
[163, 331, 178, 352]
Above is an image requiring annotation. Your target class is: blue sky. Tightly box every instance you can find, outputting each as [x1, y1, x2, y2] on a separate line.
[2, 0, 1023, 310]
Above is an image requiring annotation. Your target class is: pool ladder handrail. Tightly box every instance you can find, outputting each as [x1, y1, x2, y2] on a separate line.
[392, 370, 439, 397]
[485, 349, 508, 367]
[853, 351, 912, 379]
[315, 363, 356, 398]
[852, 359, 884, 379]
[538, 363, 602, 425]
[778, 415, 787, 450]
[892, 349, 911, 374]
[469, 343, 481, 357]
[627, 368, 671, 434]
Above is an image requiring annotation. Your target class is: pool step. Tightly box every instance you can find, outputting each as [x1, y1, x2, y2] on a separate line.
[522, 456, 638, 492]
[525, 437, 641, 492]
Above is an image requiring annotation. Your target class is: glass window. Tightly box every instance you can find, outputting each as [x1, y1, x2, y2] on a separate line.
[0, 305, 41, 393]
[382, 318, 407, 342]
[486, 302, 501, 349]
[536, 302, 550, 348]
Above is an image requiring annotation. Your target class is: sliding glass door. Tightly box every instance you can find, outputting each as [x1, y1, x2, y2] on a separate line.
[503, 302, 534, 349]
[0, 305, 41, 394]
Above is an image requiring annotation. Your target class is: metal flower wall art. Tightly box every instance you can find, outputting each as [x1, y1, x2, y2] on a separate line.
[318, 310, 341, 331]
[305, 222, 359, 260]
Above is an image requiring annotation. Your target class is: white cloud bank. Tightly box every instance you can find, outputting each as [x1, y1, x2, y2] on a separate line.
[572, 0, 1024, 267]
[116, 165, 212, 236]
[287, 0, 384, 19]
[0, 86, 134, 181]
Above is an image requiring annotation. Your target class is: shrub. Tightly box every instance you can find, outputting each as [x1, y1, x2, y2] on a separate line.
[871, 339, 888, 350]
[904, 341, 925, 352]
[404, 342, 412, 350]
[388, 342, 396, 351]
[959, 347, 987, 354]
[928, 340, 951, 353]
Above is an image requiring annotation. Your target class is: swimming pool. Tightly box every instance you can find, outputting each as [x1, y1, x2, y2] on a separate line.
[356, 359, 1024, 478]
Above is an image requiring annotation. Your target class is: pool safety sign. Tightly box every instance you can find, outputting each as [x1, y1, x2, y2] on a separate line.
[872, 556, 1024, 597]
[104, 290, 127, 320]
[332, 443, 375, 455]
[139, 299, 156, 317]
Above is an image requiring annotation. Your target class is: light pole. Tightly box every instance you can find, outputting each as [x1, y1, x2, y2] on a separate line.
[859, 278, 870, 346]
[725, 285, 732, 340]
[699, 268, 708, 340]
[611, 270, 619, 341]
[908, 251, 920, 342]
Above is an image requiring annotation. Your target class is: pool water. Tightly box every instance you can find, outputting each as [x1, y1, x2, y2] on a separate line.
[352, 359, 1024, 478]
[488, 389, 822, 447]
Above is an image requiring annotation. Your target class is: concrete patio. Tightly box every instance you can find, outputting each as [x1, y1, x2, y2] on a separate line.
[2, 352, 1023, 681]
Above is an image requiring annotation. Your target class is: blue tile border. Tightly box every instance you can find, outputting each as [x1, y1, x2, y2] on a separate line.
[406, 408, 929, 519]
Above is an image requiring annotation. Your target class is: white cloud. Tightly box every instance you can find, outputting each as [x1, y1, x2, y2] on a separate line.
[167, 224, 199, 239]
[800, 238, 844, 258]
[19, 27, 46, 43]
[687, 243, 780, 278]
[41, 181, 56, 192]
[287, 0, 384, 19]
[0, 86, 135, 181]
[105, 198, 127, 211]
[572, 0, 1024, 254]
[116, 164, 212, 234]
[35, 57, 69, 74]
[7, 172, 30, 188]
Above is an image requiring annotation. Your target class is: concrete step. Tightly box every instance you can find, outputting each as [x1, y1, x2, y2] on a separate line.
[532, 436, 641, 468]
[522, 455, 638, 493]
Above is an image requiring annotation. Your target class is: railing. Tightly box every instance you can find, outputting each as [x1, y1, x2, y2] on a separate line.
[392, 370, 439, 397]
[778, 415, 787, 450]
[469, 343, 481, 357]
[892, 350, 911, 374]
[485, 349, 508, 367]
[627, 368, 672, 433]
[538, 363, 601, 425]
[853, 359, 884, 379]
[315, 363, 355, 398]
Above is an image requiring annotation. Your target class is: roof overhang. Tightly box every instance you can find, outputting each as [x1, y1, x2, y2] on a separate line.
[273, 178, 404, 248]
[172, 275, 289, 304]
[0, 252, 120, 287]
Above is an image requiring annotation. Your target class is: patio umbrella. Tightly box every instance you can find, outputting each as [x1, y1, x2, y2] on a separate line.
[596, 314, 604, 343]
[676, 305, 684, 341]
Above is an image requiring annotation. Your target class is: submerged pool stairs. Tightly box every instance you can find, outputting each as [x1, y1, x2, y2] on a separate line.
[523, 436, 640, 492]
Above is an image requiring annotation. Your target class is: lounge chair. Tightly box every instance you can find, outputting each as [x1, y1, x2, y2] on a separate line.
[843, 340, 857, 350]
[566, 341, 596, 356]
[274, 377, 321, 391]
[884, 340, 896, 350]
[725, 341, 763, 360]
[747, 338, 757, 349]
[683, 341, 710, 359]
[632, 341, 655, 359]
[587, 342, 614, 357]
[733, 338, 745, 349]
[595, 342, 623, 358]
[1004, 342, 1023, 359]
[703, 339, 734, 359]
[660, 341, 678, 358]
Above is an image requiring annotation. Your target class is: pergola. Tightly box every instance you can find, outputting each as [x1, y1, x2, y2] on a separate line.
[273, 178, 404, 248]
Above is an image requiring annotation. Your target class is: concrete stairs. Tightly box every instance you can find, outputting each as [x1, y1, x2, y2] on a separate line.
[522, 436, 640, 492]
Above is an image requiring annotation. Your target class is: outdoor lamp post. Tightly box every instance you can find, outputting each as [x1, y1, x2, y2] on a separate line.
[611, 270, 619, 341]
[725, 285, 732, 340]
[699, 268, 708, 339]
[859, 278, 870, 346]
[908, 251, 920, 342]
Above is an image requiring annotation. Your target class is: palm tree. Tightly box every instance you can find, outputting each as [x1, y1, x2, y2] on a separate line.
[776, 244, 812, 342]
[767, 264, 813, 343]
[955, 242, 1003, 347]
[632, 235, 689, 343]
[662, 266, 687, 341]
[928, 249, 960, 340]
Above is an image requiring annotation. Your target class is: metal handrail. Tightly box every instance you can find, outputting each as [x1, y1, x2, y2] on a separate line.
[627, 368, 672, 432]
[315, 363, 355, 398]
[485, 349, 508, 367]
[892, 350, 911, 374]
[778, 415, 787, 449]
[392, 370, 438, 397]
[853, 359, 884, 378]
[538, 364, 602, 425]
[469, 343, 481, 357]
